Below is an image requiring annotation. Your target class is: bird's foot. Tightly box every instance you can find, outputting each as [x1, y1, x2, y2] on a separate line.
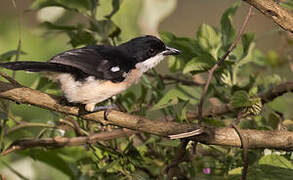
[85, 104, 119, 120]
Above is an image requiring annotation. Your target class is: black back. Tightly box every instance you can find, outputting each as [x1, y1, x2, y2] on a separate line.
[49, 45, 136, 82]
[49, 35, 167, 82]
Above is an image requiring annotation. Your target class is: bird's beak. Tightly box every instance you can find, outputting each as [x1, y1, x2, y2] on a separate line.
[163, 46, 181, 56]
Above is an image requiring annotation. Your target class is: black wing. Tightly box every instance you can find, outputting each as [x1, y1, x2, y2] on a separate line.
[49, 45, 135, 82]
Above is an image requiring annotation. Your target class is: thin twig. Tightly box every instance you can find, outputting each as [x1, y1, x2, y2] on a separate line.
[197, 6, 253, 126]
[64, 117, 89, 136]
[4, 122, 55, 135]
[0, 71, 21, 87]
[1, 129, 137, 155]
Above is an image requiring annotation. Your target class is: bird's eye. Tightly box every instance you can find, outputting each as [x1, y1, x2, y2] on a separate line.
[149, 48, 155, 54]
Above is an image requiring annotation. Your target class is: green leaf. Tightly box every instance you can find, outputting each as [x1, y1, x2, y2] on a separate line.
[159, 31, 174, 43]
[197, 23, 221, 58]
[231, 90, 262, 114]
[66, 30, 96, 47]
[241, 33, 255, 59]
[41, 21, 77, 31]
[168, 56, 184, 72]
[25, 149, 76, 179]
[183, 53, 216, 74]
[229, 155, 293, 180]
[231, 90, 250, 108]
[228, 43, 243, 61]
[160, 31, 203, 58]
[105, 0, 120, 19]
[150, 92, 178, 111]
[221, 2, 239, 49]
[268, 94, 293, 117]
[151, 85, 202, 111]
[89, 19, 121, 40]
[228, 165, 293, 180]
[160, 31, 206, 72]
[236, 33, 255, 67]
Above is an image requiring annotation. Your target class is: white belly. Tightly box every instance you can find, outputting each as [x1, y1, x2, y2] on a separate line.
[54, 69, 142, 105]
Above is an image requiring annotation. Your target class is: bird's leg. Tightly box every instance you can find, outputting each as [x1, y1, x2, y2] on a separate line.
[85, 102, 119, 120]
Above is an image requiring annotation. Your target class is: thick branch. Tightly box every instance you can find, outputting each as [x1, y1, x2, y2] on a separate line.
[193, 127, 293, 151]
[3, 126, 293, 155]
[243, 0, 293, 33]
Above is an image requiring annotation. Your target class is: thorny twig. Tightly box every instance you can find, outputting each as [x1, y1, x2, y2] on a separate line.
[197, 6, 253, 126]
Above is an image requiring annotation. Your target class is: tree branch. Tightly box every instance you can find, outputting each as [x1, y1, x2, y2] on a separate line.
[243, 0, 293, 33]
[0, 80, 292, 154]
[2, 129, 136, 155]
[0, 81, 199, 136]
[192, 127, 293, 151]
[3, 126, 293, 155]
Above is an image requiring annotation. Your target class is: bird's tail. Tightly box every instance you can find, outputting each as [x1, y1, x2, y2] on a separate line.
[0, 61, 77, 73]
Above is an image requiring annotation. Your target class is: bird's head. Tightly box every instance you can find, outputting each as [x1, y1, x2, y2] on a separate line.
[119, 35, 180, 72]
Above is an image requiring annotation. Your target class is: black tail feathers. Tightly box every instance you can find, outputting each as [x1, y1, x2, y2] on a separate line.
[0, 61, 79, 73]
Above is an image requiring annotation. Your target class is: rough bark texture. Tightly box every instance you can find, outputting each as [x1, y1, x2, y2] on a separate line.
[244, 0, 293, 33]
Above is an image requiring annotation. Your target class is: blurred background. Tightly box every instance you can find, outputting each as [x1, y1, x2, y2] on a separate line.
[0, 0, 283, 55]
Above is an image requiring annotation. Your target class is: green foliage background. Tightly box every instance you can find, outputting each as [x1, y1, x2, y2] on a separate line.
[0, 0, 293, 179]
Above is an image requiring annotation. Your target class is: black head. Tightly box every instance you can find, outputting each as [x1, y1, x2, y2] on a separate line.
[118, 35, 180, 62]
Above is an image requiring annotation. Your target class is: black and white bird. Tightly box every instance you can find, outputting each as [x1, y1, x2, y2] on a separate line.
[0, 35, 180, 112]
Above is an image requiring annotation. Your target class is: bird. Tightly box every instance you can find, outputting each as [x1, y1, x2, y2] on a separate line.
[0, 35, 180, 112]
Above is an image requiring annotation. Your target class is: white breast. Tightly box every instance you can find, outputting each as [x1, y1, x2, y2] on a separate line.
[135, 53, 165, 73]
[55, 69, 143, 105]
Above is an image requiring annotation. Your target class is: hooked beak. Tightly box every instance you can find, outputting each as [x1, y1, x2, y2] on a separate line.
[163, 46, 181, 56]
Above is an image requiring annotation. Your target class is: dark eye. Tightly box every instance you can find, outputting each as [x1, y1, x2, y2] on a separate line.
[149, 48, 155, 54]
